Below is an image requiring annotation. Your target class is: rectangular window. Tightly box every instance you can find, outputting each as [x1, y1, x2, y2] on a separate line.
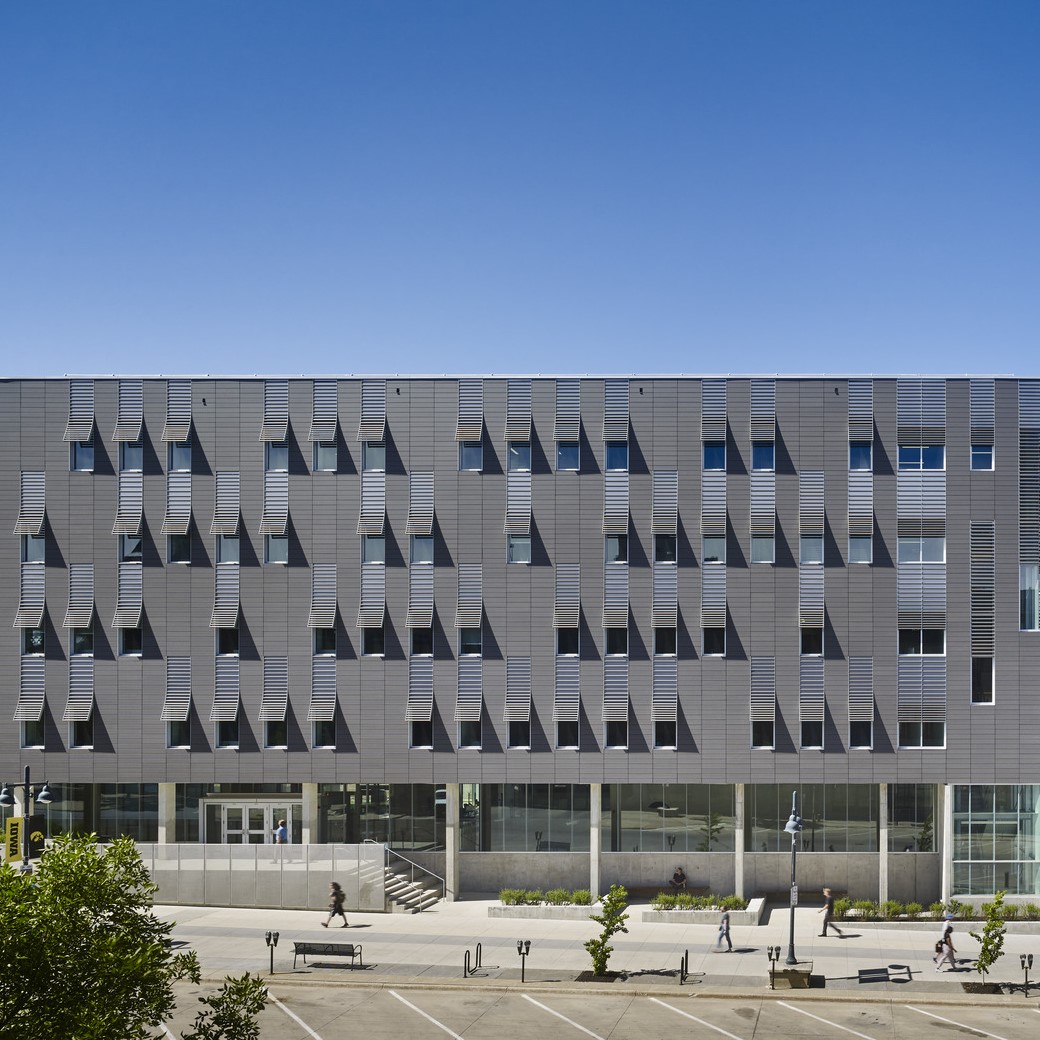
[21, 719, 45, 750]
[362, 626, 385, 656]
[362, 534, 385, 564]
[507, 534, 531, 563]
[556, 441, 579, 471]
[800, 628, 823, 655]
[898, 445, 944, 470]
[458, 720, 482, 749]
[411, 627, 434, 656]
[264, 441, 288, 472]
[702, 536, 725, 564]
[167, 534, 191, 563]
[800, 721, 823, 749]
[71, 440, 94, 472]
[971, 657, 994, 704]
[215, 719, 240, 749]
[1021, 564, 1039, 630]
[216, 627, 239, 656]
[849, 720, 872, 750]
[217, 534, 239, 564]
[22, 627, 45, 655]
[556, 720, 579, 749]
[265, 533, 288, 564]
[167, 719, 191, 749]
[898, 721, 945, 748]
[265, 720, 288, 749]
[605, 627, 628, 655]
[410, 534, 434, 564]
[313, 628, 336, 655]
[605, 534, 628, 564]
[898, 629, 945, 655]
[751, 720, 774, 749]
[849, 441, 873, 470]
[72, 627, 94, 656]
[312, 441, 337, 472]
[508, 441, 531, 471]
[654, 533, 677, 563]
[313, 720, 336, 748]
[849, 535, 872, 564]
[459, 627, 482, 656]
[508, 720, 531, 749]
[897, 536, 945, 563]
[363, 441, 386, 472]
[703, 441, 725, 470]
[654, 720, 677, 749]
[21, 534, 45, 563]
[605, 441, 629, 471]
[168, 440, 192, 472]
[800, 535, 823, 564]
[458, 441, 482, 471]
[971, 444, 994, 471]
[120, 533, 142, 561]
[120, 441, 143, 472]
[410, 720, 433, 749]
[119, 627, 143, 656]
[557, 628, 579, 655]
[751, 441, 775, 471]
[703, 627, 725, 656]
[654, 627, 676, 655]
[605, 720, 628, 749]
[70, 716, 94, 749]
[751, 535, 774, 563]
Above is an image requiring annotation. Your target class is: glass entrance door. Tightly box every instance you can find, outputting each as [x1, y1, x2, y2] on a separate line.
[205, 802, 299, 843]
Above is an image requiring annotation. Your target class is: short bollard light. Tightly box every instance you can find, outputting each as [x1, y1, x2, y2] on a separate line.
[265, 930, 280, 975]
[517, 940, 531, 983]
[1020, 953, 1033, 994]
[767, 945, 782, 990]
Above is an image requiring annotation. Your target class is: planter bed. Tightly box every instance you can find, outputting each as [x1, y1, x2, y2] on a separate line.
[641, 897, 765, 927]
[489, 904, 599, 921]
[838, 917, 1040, 934]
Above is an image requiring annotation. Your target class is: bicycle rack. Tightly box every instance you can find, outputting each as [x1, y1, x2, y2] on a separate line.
[464, 942, 483, 978]
[679, 949, 689, 985]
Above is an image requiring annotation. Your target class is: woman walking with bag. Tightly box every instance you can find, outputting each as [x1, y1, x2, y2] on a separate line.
[321, 881, 348, 928]
[933, 916, 956, 970]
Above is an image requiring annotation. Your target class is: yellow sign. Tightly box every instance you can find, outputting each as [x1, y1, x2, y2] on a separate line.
[5, 818, 22, 863]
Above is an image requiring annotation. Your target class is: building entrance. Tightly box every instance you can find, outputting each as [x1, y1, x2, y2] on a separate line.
[203, 800, 301, 843]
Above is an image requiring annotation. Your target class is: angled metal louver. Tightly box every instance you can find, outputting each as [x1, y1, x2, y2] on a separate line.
[210, 564, 240, 627]
[896, 562, 946, 628]
[113, 379, 143, 441]
[922, 657, 947, 722]
[1020, 381, 1040, 428]
[14, 564, 45, 628]
[603, 471, 629, 534]
[162, 472, 192, 535]
[970, 521, 995, 656]
[750, 379, 776, 440]
[553, 655, 580, 721]
[799, 657, 825, 726]
[799, 567, 825, 628]
[505, 471, 531, 535]
[1020, 383, 1040, 563]
[897, 656, 946, 724]
[64, 656, 94, 721]
[13, 472, 45, 535]
[749, 473, 775, 537]
[504, 657, 532, 721]
[505, 379, 532, 441]
[308, 656, 337, 722]
[749, 657, 776, 723]
[896, 471, 946, 538]
[602, 656, 629, 720]
[651, 656, 678, 722]
[259, 656, 289, 721]
[897, 378, 946, 444]
[652, 471, 678, 535]
[701, 379, 727, 441]
[454, 564, 482, 628]
[554, 379, 581, 442]
[259, 380, 289, 441]
[405, 656, 434, 721]
[405, 472, 434, 535]
[553, 564, 581, 628]
[308, 563, 337, 628]
[603, 379, 629, 441]
[799, 472, 825, 537]
[970, 379, 995, 445]
[406, 565, 434, 628]
[113, 561, 143, 627]
[160, 657, 192, 722]
[847, 380, 874, 441]
[357, 563, 386, 627]
[309, 379, 338, 442]
[162, 379, 192, 442]
[456, 379, 484, 441]
[211, 472, 241, 535]
[14, 655, 46, 722]
[64, 380, 95, 441]
[700, 565, 727, 628]
[651, 563, 678, 627]
[63, 564, 94, 628]
[603, 563, 629, 627]
[357, 471, 385, 535]
[357, 379, 386, 441]
[112, 471, 143, 536]
[211, 656, 240, 721]
[848, 472, 874, 538]
[848, 657, 874, 724]
[259, 471, 289, 535]
[455, 657, 483, 721]
[701, 471, 726, 537]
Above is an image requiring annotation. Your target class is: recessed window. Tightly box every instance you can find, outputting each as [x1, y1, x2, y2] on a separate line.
[508, 720, 531, 748]
[119, 627, 143, 656]
[120, 441, 143, 472]
[362, 626, 385, 656]
[21, 534, 45, 563]
[605, 627, 628, 655]
[605, 441, 629, 471]
[751, 535, 774, 563]
[800, 628, 823, 655]
[897, 536, 945, 563]
[313, 720, 336, 748]
[410, 627, 433, 656]
[458, 720, 482, 749]
[313, 628, 336, 655]
[800, 536, 823, 565]
[363, 440, 386, 472]
[167, 720, 191, 749]
[898, 445, 944, 470]
[459, 627, 482, 656]
[557, 628, 579, 655]
[216, 627, 239, 656]
[605, 720, 628, 749]
[556, 720, 579, 749]
[703, 627, 726, 656]
[508, 442, 531, 472]
[898, 629, 945, 655]
[71, 439, 94, 472]
[507, 534, 531, 564]
[849, 720, 873, 750]
[752, 441, 775, 471]
[849, 536, 872, 564]
[215, 719, 240, 749]
[605, 534, 628, 564]
[265, 533, 288, 564]
[167, 534, 191, 563]
[971, 657, 994, 703]
[72, 626, 94, 656]
[971, 444, 994, 470]
[265, 720, 288, 749]
[654, 627, 676, 655]
[410, 535, 434, 565]
[654, 534, 677, 563]
[70, 716, 94, 749]
[751, 720, 774, 749]
[20, 719, 45, 750]
[265, 441, 288, 472]
[313, 441, 337, 472]
[22, 627, 45, 655]
[556, 441, 579, 471]
[703, 441, 725, 471]
[458, 441, 482, 472]
[654, 720, 677, 749]
[410, 720, 433, 749]
[362, 534, 385, 564]
[217, 534, 240, 564]
[898, 721, 945, 748]
[1021, 564, 1040, 630]
[168, 440, 192, 472]
[120, 533, 142, 561]
[800, 721, 823, 749]
[702, 536, 725, 564]
[849, 441, 872, 470]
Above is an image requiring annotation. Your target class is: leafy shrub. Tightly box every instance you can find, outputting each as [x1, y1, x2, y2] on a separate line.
[543, 888, 569, 906]
[905, 902, 924, 917]
[1001, 903, 1020, 920]
[571, 889, 592, 906]
[928, 902, 946, 919]
[881, 900, 904, 920]
[500, 888, 526, 905]
[675, 892, 695, 910]
[833, 897, 853, 919]
[719, 895, 749, 911]
[525, 889, 543, 905]
[651, 893, 675, 911]
[1023, 903, 1040, 921]
[853, 900, 879, 920]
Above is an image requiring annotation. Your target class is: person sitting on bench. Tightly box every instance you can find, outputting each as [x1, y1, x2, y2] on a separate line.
[669, 866, 687, 891]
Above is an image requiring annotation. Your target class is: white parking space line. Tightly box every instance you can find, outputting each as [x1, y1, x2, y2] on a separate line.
[905, 1005, 1010, 1040]
[159, 1026, 176, 1039]
[389, 990, 465, 1040]
[778, 1001, 880, 1040]
[650, 997, 748, 1040]
[521, 994, 607, 1040]
[271, 994, 325, 1040]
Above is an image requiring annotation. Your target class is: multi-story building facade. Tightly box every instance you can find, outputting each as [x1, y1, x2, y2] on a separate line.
[2, 375, 1038, 905]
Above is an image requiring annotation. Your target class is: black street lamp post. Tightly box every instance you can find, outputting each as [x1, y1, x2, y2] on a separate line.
[783, 791, 804, 966]
[0, 765, 52, 874]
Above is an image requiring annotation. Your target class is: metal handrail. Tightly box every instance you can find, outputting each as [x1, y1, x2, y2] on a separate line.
[363, 839, 445, 910]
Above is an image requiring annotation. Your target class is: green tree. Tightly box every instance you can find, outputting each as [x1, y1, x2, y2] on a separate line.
[697, 812, 724, 852]
[182, 975, 269, 1040]
[969, 889, 1008, 977]
[584, 883, 629, 976]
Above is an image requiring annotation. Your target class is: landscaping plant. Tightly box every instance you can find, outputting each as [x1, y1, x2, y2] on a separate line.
[584, 884, 629, 976]
[969, 889, 1007, 977]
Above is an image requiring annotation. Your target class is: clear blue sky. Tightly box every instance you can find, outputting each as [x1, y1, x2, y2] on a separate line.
[1, 1, 1037, 377]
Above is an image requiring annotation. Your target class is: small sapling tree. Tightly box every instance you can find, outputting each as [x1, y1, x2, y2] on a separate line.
[584, 883, 630, 976]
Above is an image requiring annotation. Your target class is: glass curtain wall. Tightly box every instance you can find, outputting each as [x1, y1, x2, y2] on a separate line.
[42, 783, 159, 842]
[953, 785, 1040, 895]
[746, 784, 878, 852]
[888, 784, 936, 852]
[603, 784, 736, 852]
[318, 784, 443, 850]
[462, 784, 591, 852]
[175, 783, 300, 842]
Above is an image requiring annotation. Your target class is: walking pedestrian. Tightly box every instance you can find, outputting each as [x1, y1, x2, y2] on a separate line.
[273, 819, 288, 844]
[713, 909, 732, 951]
[817, 886, 844, 937]
[933, 916, 957, 970]
[321, 881, 348, 928]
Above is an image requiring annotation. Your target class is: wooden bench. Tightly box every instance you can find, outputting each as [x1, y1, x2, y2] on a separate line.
[293, 941, 363, 970]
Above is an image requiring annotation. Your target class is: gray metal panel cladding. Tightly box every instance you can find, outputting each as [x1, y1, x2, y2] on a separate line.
[847, 379, 874, 442]
[14, 564, 45, 628]
[554, 379, 580, 441]
[407, 565, 434, 627]
[64, 656, 94, 721]
[602, 379, 630, 441]
[259, 380, 289, 441]
[505, 471, 531, 534]
[505, 379, 532, 441]
[112, 471, 143, 535]
[64, 379, 95, 441]
[308, 657, 337, 721]
[602, 655, 629, 720]
[357, 471, 385, 535]
[162, 472, 191, 535]
[799, 657, 825, 723]
[455, 657, 483, 721]
[970, 521, 995, 656]
[211, 656, 240, 721]
[113, 379, 143, 441]
[749, 378, 776, 440]
[405, 472, 434, 535]
[406, 656, 434, 721]
[210, 564, 240, 627]
[651, 656, 677, 721]
[970, 379, 995, 444]
[749, 657, 775, 721]
[112, 561, 143, 627]
[162, 379, 192, 442]
[357, 379, 386, 441]
[897, 378, 946, 444]
[455, 379, 484, 441]
[161, 657, 192, 721]
[63, 564, 95, 627]
[357, 563, 386, 626]
[701, 379, 727, 441]
[651, 470, 678, 534]
[553, 564, 580, 627]
[848, 657, 874, 722]
[14, 655, 46, 721]
[13, 472, 45, 535]
[211, 472, 241, 534]
[259, 656, 289, 721]
[504, 656, 531, 721]
[259, 471, 289, 535]
[309, 379, 338, 442]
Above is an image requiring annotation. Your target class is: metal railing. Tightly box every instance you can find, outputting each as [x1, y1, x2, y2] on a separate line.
[363, 839, 445, 911]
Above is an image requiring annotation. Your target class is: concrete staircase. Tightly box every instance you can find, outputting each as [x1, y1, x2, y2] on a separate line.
[384, 864, 443, 913]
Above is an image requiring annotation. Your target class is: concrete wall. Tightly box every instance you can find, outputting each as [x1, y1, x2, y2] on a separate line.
[743, 852, 880, 901]
[460, 852, 591, 894]
[601, 852, 736, 894]
[887, 853, 942, 904]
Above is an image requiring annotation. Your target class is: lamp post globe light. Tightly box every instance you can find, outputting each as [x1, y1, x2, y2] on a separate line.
[783, 791, 803, 966]
[0, 765, 53, 874]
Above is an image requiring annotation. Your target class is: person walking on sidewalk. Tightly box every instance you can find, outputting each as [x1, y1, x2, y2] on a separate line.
[321, 881, 348, 928]
[934, 917, 957, 970]
[713, 909, 732, 951]
[817, 887, 844, 937]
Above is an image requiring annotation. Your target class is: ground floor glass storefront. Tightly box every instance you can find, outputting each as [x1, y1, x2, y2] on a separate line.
[952, 785, 1040, 895]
